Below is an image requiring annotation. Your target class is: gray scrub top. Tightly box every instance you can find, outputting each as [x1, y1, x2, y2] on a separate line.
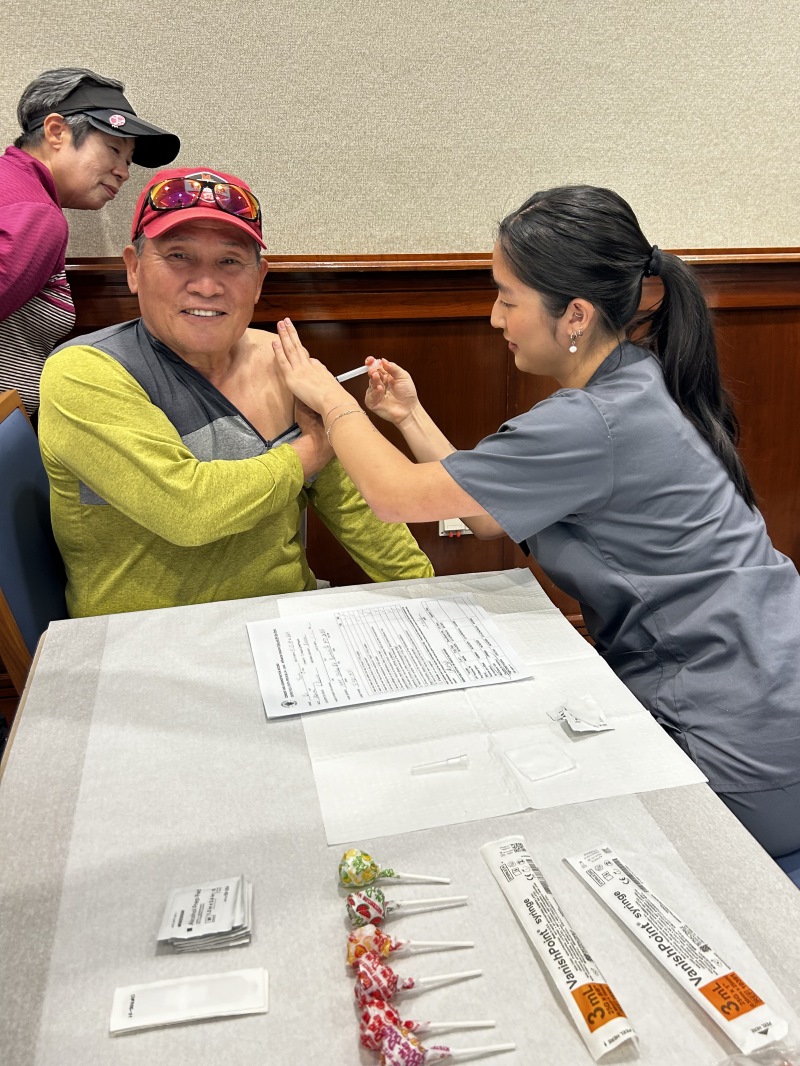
[443, 342, 800, 793]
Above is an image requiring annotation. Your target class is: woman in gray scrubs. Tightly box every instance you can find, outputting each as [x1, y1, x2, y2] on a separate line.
[273, 185, 800, 859]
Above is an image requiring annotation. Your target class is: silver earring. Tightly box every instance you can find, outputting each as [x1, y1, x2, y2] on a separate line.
[569, 329, 582, 354]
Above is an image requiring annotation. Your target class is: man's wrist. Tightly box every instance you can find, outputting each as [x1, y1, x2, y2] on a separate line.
[290, 434, 332, 479]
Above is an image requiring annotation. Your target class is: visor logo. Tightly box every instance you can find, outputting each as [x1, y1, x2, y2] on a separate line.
[109, 114, 126, 128]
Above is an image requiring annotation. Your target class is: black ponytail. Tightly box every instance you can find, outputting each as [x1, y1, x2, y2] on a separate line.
[637, 251, 755, 507]
[498, 186, 756, 509]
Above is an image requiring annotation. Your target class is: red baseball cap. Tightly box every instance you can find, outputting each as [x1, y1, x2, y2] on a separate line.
[131, 167, 266, 248]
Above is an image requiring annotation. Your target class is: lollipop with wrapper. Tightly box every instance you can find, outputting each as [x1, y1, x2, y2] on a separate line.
[346, 886, 468, 928]
[347, 924, 473, 966]
[354, 950, 481, 1006]
[380, 1023, 516, 1065]
[358, 997, 496, 1051]
[339, 848, 450, 888]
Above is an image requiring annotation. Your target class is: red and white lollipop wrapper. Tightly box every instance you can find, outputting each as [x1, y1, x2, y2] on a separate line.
[347, 924, 474, 966]
[346, 886, 469, 928]
[354, 951, 482, 1006]
[380, 1023, 516, 1065]
[358, 997, 496, 1051]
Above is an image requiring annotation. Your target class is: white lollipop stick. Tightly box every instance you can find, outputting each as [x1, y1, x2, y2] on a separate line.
[423, 1021, 496, 1034]
[347, 888, 468, 928]
[443, 1043, 517, 1061]
[389, 895, 468, 914]
[402, 939, 474, 954]
[359, 998, 495, 1051]
[347, 925, 474, 967]
[381, 1023, 514, 1064]
[383, 872, 451, 884]
[409, 968, 483, 992]
[356, 955, 481, 1005]
[338, 848, 450, 888]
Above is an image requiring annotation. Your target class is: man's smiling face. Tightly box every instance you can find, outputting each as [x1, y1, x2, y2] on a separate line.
[123, 219, 267, 366]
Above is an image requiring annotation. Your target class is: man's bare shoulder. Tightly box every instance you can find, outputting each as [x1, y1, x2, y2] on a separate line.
[222, 327, 295, 437]
[234, 327, 279, 367]
[246, 326, 279, 344]
[244, 326, 279, 347]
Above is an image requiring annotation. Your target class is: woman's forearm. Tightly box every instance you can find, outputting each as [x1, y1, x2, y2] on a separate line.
[323, 408, 476, 524]
[395, 402, 456, 462]
[324, 406, 503, 538]
[389, 406, 505, 538]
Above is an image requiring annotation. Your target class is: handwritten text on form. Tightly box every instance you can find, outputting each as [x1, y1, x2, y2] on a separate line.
[247, 596, 532, 717]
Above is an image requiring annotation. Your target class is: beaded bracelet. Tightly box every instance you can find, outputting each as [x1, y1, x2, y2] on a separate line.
[326, 408, 365, 443]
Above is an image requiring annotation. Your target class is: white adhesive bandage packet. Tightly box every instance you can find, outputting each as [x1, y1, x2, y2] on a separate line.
[561, 695, 613, 734]
[109, 967, 268, 1034]
[481, 836, 637, 1061]
[566, 845, 788, 1054]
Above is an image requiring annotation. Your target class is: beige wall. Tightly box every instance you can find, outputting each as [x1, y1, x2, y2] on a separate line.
[2, 0, 798, 257]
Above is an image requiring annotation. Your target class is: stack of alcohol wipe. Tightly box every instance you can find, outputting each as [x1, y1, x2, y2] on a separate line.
[157, 876, 253, 952]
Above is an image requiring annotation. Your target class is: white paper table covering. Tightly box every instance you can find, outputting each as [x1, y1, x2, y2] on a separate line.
[286, 571, 705, 843]
[1, 572, 798, 1066]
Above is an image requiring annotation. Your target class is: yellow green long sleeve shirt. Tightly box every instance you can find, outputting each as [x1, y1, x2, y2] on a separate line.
[39, 320, 433, 617]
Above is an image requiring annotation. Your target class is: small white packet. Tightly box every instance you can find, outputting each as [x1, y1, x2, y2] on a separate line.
[157, 876, 243, 941]
[110, 968, 268, 1034]
[561, 696, 613, 734]
[171, 880, 254, 953]
[157, 876, 253, 951]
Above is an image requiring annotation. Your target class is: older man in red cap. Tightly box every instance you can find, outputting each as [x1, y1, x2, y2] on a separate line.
[38, 167, 432, 617]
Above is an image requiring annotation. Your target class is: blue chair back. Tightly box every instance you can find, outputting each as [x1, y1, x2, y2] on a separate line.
[0, 397, 67, 657]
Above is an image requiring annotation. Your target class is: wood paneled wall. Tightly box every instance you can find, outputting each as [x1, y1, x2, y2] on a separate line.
[65, 251, 800, 617]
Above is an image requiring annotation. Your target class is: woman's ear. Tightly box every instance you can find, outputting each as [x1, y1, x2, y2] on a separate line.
[566, 298, 597, 333]
[41, 114, 71, 152]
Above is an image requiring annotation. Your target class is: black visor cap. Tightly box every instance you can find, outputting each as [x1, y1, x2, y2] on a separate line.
[24, 83, 180, 168]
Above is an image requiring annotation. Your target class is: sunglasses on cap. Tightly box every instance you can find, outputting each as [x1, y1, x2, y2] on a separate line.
[134, 174, 261, 237]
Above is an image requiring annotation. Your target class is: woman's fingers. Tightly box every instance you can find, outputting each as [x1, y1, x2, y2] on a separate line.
[283, 317, 309, 360]
[271, 337, 291, 373]
[275, 319, 297, 361]
[276, 318, 309, 365]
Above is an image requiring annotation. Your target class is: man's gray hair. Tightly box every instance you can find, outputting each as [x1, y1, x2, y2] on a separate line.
[14, 67, 124, 151]
[131, 232, 263, 265]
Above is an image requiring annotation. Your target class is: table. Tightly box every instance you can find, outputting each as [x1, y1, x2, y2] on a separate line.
[1, 571, 799, 1066]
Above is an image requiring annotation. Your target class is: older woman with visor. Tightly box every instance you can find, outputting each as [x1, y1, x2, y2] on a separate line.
[272, 184, 800, 861]
[0, 67, 179, 418]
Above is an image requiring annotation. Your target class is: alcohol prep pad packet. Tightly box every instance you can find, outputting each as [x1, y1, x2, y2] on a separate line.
[157, 875, 252, 951]
[110, 968, 268, 1033]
